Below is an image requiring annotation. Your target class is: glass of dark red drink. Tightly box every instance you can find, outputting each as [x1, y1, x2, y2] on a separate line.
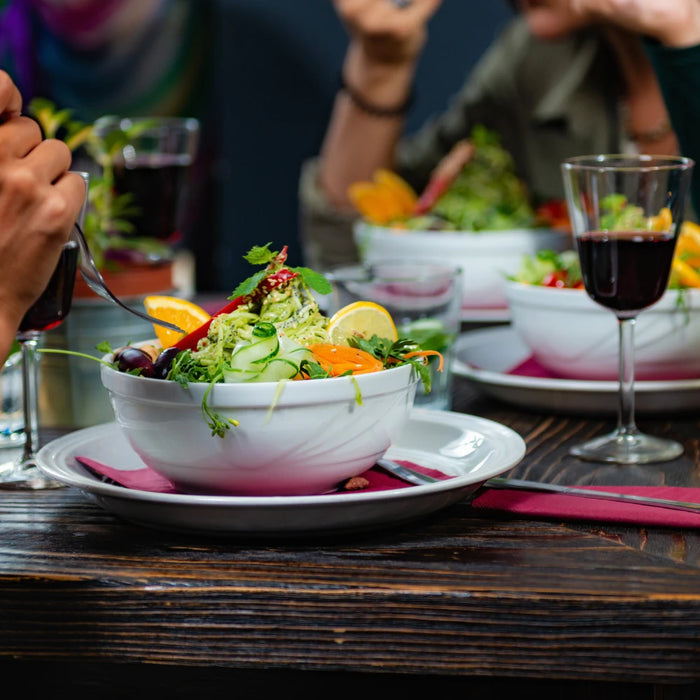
[0, 173, 88, 489]
[562, 154, 694, 464]
[93, 116, 200, 244]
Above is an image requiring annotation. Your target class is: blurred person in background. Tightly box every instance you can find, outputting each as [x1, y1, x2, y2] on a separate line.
[299, 0, 681, 271]
[571, 0, 700, 210]
[0, 69, 85, 363]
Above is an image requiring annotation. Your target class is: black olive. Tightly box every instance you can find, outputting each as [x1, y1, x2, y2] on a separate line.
[153, 347, 180, 379]
[114, 346, 155, 378]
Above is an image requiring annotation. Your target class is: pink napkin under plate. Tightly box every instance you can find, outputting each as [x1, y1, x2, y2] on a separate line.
[75, 455, 700, 528]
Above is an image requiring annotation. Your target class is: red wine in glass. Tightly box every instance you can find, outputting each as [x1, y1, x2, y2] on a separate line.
[563, 153, 694, 465]
[576, 231, 676, 316]
[113, 154, 190, 241]
[18, 240, 79, 334]
[0, 239, 79, 490]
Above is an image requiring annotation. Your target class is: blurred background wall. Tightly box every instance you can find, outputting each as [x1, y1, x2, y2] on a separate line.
[207, 0, 513, 290]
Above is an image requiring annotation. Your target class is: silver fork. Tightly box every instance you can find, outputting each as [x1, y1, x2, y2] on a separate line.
[70, 223, 185, 335]
[377, 459, 700, 515]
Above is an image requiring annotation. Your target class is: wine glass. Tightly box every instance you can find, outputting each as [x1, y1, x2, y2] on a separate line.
[561, 154, 694, 464]
[92, 116, 200, 242]
[0, 172, 89, 489]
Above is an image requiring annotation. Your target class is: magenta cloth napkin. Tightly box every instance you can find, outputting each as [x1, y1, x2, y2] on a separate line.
[74, 456, 700, 527]
[471, 484, 700, 528]
[74, 456, 449, 495]
[507, 356, 559, 378]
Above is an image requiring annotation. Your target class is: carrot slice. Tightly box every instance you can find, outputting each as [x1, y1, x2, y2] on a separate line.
[308, 344, 384, 376]
[401, 350, 445, 372]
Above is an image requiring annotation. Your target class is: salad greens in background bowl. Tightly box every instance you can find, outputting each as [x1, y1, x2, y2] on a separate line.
[505, 248, 700, 381]
[349, 126, 570, 315]
[97, 244, 431, 496]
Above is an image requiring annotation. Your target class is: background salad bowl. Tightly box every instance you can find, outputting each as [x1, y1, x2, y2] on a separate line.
[100, 357, 419, 496]
[355, 222, 569, 315]
[348, 126, 571, 318]
[504, 280, 700, 381]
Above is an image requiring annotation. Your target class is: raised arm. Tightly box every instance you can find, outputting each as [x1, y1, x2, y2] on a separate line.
[571, 0, 700, 47]
[318, 0, 442, 211]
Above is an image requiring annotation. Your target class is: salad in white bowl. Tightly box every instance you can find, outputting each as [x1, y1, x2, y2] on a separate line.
[506, 245, 700, 381]
[349, 126, 570, 313]
[95, 244, 442, 496]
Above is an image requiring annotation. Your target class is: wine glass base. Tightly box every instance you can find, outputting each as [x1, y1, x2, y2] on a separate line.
[0, 454, 64, 490]
[570, 430, 684, 465]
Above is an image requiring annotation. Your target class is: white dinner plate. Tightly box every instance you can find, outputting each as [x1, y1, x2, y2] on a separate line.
[36, 410, 525, 537]
[453, 326, 700, 415]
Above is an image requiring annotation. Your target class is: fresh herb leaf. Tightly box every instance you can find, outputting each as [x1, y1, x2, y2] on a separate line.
[243, 243, 276, 265]
[229, 270, 267, 300]
[229, 244, 332, 301]
[295, 266, 332, 295]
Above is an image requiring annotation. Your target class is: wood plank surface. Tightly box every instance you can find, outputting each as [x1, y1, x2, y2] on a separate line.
[1, 374, 700, 697]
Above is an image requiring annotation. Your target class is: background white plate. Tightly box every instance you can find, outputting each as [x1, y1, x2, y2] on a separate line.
[453, 327, 700, 415]
[36, 410, 525, 537]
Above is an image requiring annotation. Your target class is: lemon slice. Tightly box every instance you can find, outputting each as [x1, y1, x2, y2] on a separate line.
[327, 301, 398, 345]
[143, 295, 212, 348]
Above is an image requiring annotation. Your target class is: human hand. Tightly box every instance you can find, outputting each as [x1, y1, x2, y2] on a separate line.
[0, 71, 86, 344]
[571, 0, 700, 47]
[333, 0, 443, 66]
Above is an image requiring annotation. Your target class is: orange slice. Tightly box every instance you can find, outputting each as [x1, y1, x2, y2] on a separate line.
[649, 206, 672, 231]
[327, 301, 398, 345]
[373, 169, 418, 212]
[348, 182, 402, 224]
[143, 295, 212, 348]
[671, 258, 700, 288]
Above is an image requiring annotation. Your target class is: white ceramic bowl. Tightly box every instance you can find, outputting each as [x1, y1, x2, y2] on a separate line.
[504, 280, 700, 381]
[100, 359, 418, 496]
[354, 221, 570, 314]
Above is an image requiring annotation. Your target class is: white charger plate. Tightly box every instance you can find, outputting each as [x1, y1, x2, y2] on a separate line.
[36, 409, 525, 537]
[453, 326, 700, 415]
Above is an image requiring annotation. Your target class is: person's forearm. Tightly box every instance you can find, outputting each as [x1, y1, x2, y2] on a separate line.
[317, 42, 417, 210]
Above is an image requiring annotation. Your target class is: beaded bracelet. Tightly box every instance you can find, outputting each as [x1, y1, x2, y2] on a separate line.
[339, 74, 414, 118]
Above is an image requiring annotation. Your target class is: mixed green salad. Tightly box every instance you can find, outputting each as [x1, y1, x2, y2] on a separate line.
[349, 125, 540, 231]
[410, 125, 536, 231]
[510, 249, 583, 288]
[97, 244, 441, 437]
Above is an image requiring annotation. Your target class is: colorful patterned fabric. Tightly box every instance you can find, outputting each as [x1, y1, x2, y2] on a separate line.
[0, 0, 210, 122]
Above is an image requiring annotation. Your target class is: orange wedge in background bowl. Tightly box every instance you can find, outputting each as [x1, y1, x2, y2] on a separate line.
[650, 206, 673, 231]
[347, 169, 418, 224]
[143, 295, 212, 348]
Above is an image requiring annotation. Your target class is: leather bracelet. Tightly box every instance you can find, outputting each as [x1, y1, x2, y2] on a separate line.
[339, 74, 413, 118]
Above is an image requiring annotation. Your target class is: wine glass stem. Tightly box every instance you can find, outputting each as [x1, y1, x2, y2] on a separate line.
[19, 334, 40, 462]
[617, 317, 638, 437]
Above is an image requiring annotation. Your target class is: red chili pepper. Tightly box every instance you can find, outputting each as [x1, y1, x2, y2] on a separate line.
[413, 176, 451, 215]
[542, 271, 569, 288]
[414, 140, 475, 215]
[173, 297, 245, 351]
[249, 268, 298, 302]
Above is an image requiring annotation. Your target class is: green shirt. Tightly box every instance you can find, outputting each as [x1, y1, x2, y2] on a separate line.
[299, 17, 625, 271]
[646, 39, 700, 214]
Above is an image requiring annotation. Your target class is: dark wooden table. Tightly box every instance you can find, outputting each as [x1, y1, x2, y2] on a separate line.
[2, 367, 700, 698]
